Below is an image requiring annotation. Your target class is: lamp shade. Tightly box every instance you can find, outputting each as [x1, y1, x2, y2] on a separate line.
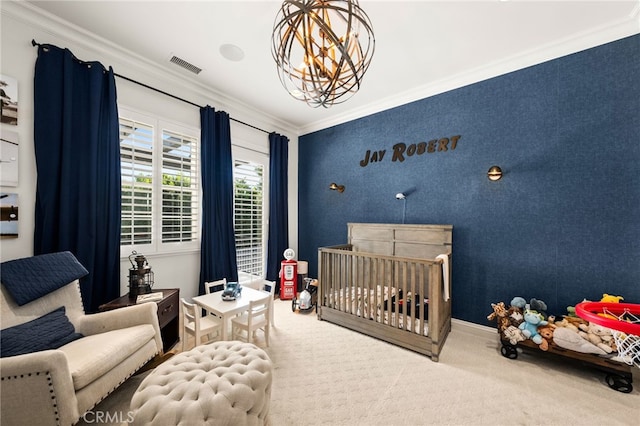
[297, 260, 308, 275]
[487, 166, 503, 181]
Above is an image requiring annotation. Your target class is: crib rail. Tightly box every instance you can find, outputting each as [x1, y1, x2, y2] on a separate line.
[318, 245, 451, 360]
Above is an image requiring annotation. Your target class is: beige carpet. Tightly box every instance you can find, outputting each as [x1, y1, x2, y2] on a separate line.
[81, 299, 639, 425]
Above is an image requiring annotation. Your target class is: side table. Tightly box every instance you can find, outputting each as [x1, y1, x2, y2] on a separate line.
[99, 288, 180, 353]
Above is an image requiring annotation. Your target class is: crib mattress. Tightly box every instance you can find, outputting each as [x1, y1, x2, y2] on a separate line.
[326, 286, 429, 335]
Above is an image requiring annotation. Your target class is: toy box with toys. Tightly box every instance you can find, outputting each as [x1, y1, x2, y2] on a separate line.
[487, 294, 636, 393]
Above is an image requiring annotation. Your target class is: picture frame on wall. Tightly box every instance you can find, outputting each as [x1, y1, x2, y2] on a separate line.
[1, 129, 19, 186]
[1, 74, 18, 125]
[0, 193, 19, 237]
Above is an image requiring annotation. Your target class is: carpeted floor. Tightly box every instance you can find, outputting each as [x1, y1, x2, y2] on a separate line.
[80, 298, 639, 425]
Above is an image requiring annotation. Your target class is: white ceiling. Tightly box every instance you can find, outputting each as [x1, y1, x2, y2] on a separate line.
[26, 1, 640, 134]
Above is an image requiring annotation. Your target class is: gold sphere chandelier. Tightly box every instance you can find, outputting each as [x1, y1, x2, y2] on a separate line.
[271, 0, 375, 108]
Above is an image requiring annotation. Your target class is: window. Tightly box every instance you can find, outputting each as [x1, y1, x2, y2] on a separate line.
[120, 117, 153, 247]
[161, 130, 199, 244]
[119, 109, 199, 254]
[233, 154, 267, 280]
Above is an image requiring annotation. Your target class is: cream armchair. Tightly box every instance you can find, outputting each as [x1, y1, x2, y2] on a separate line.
[1, 253, 163, 426]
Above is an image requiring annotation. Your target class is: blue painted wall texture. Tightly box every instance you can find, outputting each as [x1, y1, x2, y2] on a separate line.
[297, 34, 640, 326]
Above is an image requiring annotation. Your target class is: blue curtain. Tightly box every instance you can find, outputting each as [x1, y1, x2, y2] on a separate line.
[199, 106, 238, 294]
[266, 132, 289, 285]
[33, 44, 121, 313]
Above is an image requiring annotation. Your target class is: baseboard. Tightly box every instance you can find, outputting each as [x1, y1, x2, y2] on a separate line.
[451, 318, 496, 337]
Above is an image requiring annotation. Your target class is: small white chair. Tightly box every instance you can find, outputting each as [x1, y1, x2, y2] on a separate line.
[204, 278, 227, 318]
[263, 280, 276, 327]
[205, 278, 227, 294]
[231, 294, 271, 347]
[242, 279, 262, 291]
[242, 280, 276, 327]
[181, 298, 222, 351]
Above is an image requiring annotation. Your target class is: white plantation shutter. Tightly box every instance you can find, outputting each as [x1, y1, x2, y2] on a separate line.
[234, 159, 265, 276]
[120, 118, 153, 246]
[119, 109, 200, 254]
[161, 129, 199, 243]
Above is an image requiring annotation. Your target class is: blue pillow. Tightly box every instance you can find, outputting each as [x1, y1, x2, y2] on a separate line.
[1, 306, 83, 358]
[1, 251, 89, 306]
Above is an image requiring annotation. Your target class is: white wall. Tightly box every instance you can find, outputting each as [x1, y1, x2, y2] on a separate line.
[0, 2, 299, 300]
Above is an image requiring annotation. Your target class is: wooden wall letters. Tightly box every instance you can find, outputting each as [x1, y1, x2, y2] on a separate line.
[360, 135, 461, 167]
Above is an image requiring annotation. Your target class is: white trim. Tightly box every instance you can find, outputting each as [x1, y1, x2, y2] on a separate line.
[3, 0, 297, 137]
[6, 1, 637, 137]
[298, 15, 640, 135]
[452, 318, 496, 337]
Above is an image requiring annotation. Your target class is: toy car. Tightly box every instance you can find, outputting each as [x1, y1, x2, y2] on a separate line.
[221, 282, 242, 301]
[292, 278, 318, 313]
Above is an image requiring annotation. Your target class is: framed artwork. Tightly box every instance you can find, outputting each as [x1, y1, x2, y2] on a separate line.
[0, 193, 18, 237]
[1, 129, 19, 186]
[1, 74, 18, 125]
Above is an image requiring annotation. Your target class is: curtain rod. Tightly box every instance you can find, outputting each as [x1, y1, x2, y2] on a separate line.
[31, 39, 271, 135]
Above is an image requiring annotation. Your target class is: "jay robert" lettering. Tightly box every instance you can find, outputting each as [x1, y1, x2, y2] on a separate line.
[359, 135, 461, 167]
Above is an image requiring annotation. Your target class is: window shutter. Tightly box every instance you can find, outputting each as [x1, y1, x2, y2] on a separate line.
[161, 129, 199, 243]
[234, 159, 264, 276]
[120, 118, 153, 246]
[120, 112, 200, 252]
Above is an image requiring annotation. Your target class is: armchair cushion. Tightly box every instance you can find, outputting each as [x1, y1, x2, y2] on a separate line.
[1, 306, 83, 358]
[59, 324, 156, 390]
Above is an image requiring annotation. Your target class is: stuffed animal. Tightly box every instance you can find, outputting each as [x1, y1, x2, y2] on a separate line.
[487, 302, 511, 332]
[553, 327, 607, 355]
[519, 309, 548, 345]
[510, 297, 526, 309]
[566, 299, 589, 318]
[536, 325, 555, 351]
[578, 322, 616, 354]
[600, 294, 623, 303]
[553, 317, 580, 332]
[598, 294, 624, 320]
[563, 301, 590, 327]
[505, 297, 526, 328]
[487, 302, 507, 321]
[508, 306, 524, 327]
[502, 325, 526, 345]
[529, 298, 548, 319]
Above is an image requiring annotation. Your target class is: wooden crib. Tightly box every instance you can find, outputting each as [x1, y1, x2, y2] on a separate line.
[317, 223, 453, 361]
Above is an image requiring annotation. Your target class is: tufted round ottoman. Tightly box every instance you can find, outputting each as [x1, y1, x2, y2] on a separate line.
[130, 341, 273, 425]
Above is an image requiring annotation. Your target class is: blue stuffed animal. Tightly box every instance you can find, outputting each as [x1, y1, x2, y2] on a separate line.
[519, 309, 548, 344]
[510, 297, 526, 309]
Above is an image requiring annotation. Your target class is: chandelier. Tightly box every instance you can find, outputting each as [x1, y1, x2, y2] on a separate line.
[271, 0, 375, 108]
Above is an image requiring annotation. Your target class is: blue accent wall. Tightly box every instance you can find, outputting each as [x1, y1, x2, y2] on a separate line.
[298, 34, 640, 326]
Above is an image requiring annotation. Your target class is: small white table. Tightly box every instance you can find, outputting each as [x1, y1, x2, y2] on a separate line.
[193, 286, 269, 340]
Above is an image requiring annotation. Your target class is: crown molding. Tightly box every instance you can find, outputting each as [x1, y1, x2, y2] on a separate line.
[5, 0, 637, 137]
[2, 0, 299, 136]
[298, 13, 640, 136]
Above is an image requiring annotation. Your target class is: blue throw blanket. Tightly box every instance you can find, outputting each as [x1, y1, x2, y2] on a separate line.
[1, 252, 88, 306]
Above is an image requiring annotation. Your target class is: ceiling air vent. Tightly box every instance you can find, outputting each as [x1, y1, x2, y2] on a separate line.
[169, 55, 202, 75]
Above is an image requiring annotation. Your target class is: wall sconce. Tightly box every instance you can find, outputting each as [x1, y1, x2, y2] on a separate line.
[487, 166, 503, 181]
[329, 183, 345, 193]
